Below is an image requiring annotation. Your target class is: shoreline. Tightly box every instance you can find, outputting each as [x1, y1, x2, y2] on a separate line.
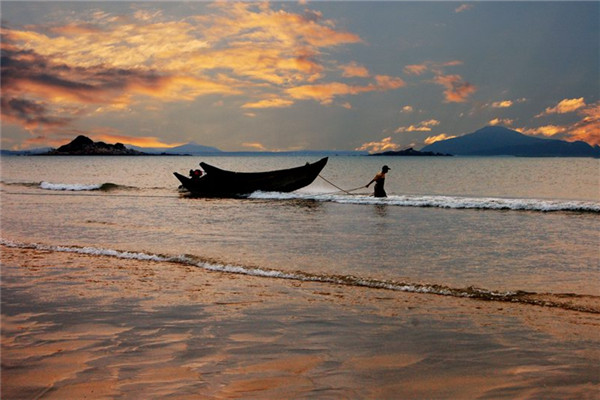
[2, 245, 599, 399]
[2, 239, 599, 314]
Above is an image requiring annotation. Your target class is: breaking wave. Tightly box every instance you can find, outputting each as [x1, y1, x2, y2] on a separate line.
[2, 238, 598, 314]
[39, 181, 128, 191]
[1, 180, 132, 192]
[249, 192, 600, 213]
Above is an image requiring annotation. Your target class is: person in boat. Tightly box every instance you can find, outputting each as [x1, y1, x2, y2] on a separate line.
[366, 165, 390, 197]
[189, 169, 203, 180]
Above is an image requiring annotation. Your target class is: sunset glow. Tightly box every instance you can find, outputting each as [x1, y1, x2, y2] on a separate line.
[1, 2, 598, 151]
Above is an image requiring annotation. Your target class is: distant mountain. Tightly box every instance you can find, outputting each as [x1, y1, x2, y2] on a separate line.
[129, 142, 222, 155]
[129, 143, 368, 156]
[370, 147, 452, 157]
[46, 135, 146, 155]
[421, 126, 600, 157]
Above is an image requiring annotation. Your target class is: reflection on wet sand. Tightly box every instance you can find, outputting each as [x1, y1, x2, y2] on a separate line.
[2, 245, 599, 399]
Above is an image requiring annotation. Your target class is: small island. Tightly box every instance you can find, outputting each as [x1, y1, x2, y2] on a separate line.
[370, 147, 453, 157]
[45, 135, 147, 155]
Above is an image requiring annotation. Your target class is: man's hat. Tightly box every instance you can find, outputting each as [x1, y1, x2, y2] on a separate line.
[382, 165, 390, 172]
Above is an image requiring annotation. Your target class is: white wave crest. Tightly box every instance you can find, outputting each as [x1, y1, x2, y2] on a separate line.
[40, 181, 103, 191]
[249, 191, 600, 213]
[0, 238, 171, 262]
[0, 238, 511, 298]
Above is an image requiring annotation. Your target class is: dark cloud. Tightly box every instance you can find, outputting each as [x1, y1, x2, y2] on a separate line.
[2, 47, 167, 100]
[1, 45, 170, 133]
[1, 96, 71, 128]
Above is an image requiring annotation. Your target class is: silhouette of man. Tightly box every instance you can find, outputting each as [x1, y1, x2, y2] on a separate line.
[366, 165, 390, 197]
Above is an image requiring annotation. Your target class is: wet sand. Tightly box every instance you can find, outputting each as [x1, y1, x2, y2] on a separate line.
[2, 245, 599, 399]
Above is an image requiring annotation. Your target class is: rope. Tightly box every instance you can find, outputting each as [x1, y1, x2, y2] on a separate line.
[318, 175, 366, 195]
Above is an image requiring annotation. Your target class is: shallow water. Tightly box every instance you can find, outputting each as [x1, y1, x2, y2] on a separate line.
[1, 155, 599, 300]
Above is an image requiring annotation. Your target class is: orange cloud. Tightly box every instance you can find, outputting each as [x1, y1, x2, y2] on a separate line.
[489, 118, 514, 126]
[356, 137, 401, 153]
[340, 62, 370, 78]
[201, 2, 362, 49]
[395, 119, 440, 133]
[404, 64, 429, 76]
[242, 98, 295, 109]
[374, 75, 405, 89]
[404, 60, 462, 76]
[1, 2, 367, 140]
[520, 125, 566, 137]
[242, 142, 268, 151]
[539, 97, 586, 116]
[519, 102, 600, 146]
[492, 100, 513, 108]
[287, 82, 359, 104]
[404, 60, 475, 103]
[424, 133, 456, 145]
[568, 102, 600, 145]
[287, 75, 404, 104]
[433, 74, 476, 103]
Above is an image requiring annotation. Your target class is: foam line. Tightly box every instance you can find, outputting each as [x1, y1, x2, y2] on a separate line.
[2, 238, 598, 314]
[249, 192, 600, 213]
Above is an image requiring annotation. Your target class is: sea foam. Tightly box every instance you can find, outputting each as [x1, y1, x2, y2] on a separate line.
[40, 182, 103, 191]
[2, 238, 598, 314]
[39, 182, 124, 191]
[249, 192, 600, 213]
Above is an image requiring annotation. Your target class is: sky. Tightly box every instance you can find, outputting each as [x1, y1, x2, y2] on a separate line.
[1, 1, 598, 152]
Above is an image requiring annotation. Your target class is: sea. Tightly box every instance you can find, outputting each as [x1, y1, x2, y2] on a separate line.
[1, 155, 599, 310]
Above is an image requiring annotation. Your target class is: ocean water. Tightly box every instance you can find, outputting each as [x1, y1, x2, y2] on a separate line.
[1, 155, 599, 307]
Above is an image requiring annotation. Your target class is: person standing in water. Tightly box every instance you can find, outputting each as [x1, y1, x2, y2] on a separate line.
[366, 165, 390, 197]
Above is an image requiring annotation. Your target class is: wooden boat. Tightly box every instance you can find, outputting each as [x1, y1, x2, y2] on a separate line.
[174, 157, 328, 197]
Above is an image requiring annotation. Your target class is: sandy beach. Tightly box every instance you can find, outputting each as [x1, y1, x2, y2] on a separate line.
[2, 245, 599, 399]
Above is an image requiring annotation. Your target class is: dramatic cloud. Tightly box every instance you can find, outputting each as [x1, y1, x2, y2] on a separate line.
[356, 136, 401, 153]
[424, 133, 456, 145]
[0, 96, 72, 131]
[2, 2, 596, 150]
[2, 2, 398, 142]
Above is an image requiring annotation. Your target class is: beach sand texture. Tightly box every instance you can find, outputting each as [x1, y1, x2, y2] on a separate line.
[2, 245, 599, 399]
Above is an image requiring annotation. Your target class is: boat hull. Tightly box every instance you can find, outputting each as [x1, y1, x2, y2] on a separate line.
[174, 157, 328, 197]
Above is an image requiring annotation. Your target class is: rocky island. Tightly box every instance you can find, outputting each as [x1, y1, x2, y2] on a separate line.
[45, 136, 146, 155]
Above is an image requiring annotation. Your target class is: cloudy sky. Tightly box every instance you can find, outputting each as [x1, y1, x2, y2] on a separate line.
[1, 1, 598, 151]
